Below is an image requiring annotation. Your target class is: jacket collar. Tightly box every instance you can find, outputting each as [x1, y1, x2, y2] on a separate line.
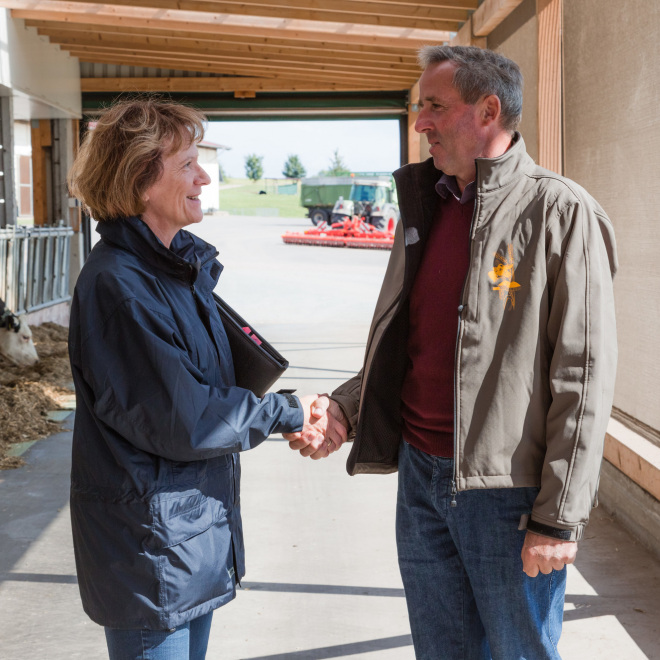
[393, 157, 439, 238]
[474, 132, 535, 193]
[396, 132, 534, 201]
[392, 157, 439, 299]
[97, 216, 221, 287]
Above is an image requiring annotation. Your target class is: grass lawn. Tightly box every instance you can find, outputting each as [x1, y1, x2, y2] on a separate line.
[219, 178, 307, 218]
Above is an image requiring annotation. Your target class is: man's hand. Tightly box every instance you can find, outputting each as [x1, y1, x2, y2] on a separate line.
[300, 396, 348, 459]
[521, 531, 577, 577]
[283, 395, 348, 460]
[291, 393, 329, 451]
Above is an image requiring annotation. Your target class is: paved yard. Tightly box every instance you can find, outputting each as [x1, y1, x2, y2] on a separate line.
[1, 213, 658, 659]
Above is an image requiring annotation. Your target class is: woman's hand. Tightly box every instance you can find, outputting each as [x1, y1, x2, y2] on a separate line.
[284, 395, 349, 460]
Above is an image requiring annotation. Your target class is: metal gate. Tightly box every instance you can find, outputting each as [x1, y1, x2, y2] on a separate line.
[0, 225, 73, 314]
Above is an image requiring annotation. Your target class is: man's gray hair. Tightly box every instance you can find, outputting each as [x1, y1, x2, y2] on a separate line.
[418, 45, 523, 132]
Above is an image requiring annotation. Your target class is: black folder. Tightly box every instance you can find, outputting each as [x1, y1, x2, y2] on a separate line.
[214, 293, 289, 397]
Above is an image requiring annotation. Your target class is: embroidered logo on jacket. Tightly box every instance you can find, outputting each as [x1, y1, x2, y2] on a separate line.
[488, 244, 521, 310]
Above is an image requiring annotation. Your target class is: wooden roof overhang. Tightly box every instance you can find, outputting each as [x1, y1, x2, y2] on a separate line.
[0, 0, 526, 118]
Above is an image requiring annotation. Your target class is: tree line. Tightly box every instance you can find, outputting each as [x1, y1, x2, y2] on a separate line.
[243, 149, 350, 182]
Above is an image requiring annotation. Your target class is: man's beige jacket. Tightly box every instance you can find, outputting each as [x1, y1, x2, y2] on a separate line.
[332, 135, 617, 541]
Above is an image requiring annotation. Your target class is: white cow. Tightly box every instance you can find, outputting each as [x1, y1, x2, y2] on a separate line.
[0, 306, 39, 367]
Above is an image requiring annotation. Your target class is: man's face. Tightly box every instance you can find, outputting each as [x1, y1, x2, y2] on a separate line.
[415, 61, 486, 188]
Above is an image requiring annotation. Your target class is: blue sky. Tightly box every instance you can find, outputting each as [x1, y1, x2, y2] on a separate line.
[204, 119, 401, 179]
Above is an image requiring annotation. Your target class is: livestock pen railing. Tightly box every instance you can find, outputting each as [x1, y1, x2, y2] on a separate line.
[0, 225, 74, 315]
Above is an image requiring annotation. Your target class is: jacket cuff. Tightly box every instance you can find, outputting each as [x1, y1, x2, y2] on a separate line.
[273, 392, 304, 432]
[331, 375, 361, 432]
[526, 518, 582, 542]
[328, 394, 356, 435]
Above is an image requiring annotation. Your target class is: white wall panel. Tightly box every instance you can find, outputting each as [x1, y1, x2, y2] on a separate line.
[0, 11, 80, 119]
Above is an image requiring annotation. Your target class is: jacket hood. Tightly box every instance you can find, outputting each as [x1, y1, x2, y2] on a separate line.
[97, 216, 221, 285]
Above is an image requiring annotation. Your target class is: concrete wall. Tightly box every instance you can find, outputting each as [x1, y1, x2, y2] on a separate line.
[487, 0, 539, 163]
[561, 0, 660, 552]
[563, 0, 660, 435]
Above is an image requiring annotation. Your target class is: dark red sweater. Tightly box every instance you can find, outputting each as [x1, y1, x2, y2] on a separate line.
[400, 189, 474, 457]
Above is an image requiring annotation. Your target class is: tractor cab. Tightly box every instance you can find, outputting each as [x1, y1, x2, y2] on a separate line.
[331, 179, 399, 229]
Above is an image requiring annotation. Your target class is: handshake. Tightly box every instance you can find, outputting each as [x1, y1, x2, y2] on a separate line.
[283, 394, 349, 460]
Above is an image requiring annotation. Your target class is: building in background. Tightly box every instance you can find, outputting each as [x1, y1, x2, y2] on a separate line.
[198, 140, 230, 214]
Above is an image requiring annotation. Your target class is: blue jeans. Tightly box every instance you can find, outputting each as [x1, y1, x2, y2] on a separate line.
[396, 440, 565, 660]
[104, 612, 213, 660]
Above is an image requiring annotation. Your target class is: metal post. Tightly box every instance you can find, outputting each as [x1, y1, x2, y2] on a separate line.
[399, 114, 409, 168]
[0, 97, 17, 228]
[52, 119, 76, 226]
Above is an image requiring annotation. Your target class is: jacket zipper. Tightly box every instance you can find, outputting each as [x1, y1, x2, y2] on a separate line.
[190, 249, 219, 297]
[193, 258, 242, 585]
[451, 166, 481, 507]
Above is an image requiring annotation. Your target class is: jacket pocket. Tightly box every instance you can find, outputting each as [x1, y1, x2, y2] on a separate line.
[150, 492, 236, 614]
[149, 489, 229, 550]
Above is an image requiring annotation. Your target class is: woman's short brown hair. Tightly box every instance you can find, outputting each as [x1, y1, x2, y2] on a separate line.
[68, 98, 206, 222]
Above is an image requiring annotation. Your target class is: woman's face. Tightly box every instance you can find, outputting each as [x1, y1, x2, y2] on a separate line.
[141, 141, 211, 244]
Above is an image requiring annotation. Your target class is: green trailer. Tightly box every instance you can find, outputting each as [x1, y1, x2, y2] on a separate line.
[300, 175, 398, 226]
[300, 177, 355, 225]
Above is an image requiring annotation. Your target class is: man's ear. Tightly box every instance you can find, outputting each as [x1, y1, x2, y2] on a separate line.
[482, 94, 502, 125]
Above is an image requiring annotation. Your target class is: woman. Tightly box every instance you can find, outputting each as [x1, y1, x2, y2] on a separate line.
[67, 99, 323, 659]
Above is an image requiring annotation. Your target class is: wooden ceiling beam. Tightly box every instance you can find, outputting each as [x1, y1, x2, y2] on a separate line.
[361, 0, 477, 8]
[471, 0, 526, 37]
[25, 20, 420, 59]
[6, 2, 453, 48]
[185, 0, 475, 15]
[79, 76, 399, 93]
[64, 48, 415, 84]
[57, 41, 419, 77]
[36, 27, 419, 66]
[51, 0, 466, 31]
[54, 43, 419, 75]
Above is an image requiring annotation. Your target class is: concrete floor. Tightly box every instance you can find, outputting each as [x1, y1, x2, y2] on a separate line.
[1, 214, 658, 659]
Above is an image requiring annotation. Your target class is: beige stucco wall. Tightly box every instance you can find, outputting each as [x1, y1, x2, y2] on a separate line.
[563, 0, 660, 433]
[488, 0, 539, 163]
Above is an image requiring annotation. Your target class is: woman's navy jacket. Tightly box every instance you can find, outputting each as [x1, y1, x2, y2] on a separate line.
[68, 216, 303, 630]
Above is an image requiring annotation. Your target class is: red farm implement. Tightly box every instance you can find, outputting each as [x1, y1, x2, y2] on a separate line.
[282, 216, 395, 250]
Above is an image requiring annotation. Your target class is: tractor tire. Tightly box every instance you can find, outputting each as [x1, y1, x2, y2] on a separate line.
[310, 209, 328, 225]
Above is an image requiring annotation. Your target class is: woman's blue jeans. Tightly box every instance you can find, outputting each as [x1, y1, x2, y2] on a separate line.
[396, 439, 566, 660]
[104, 611, 213, 660]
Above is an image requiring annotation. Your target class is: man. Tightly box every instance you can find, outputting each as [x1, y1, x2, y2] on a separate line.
[288, 45, 617, 659]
